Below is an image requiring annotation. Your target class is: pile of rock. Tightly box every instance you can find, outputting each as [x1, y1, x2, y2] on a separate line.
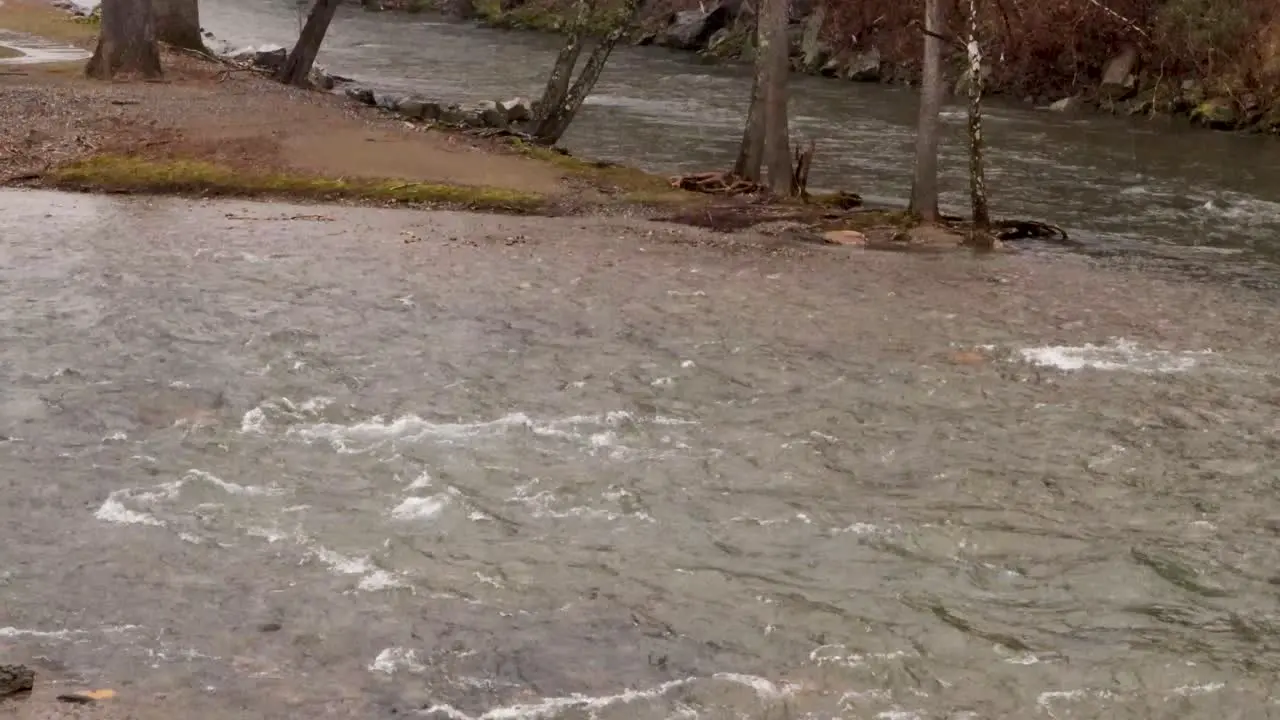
[342, 87, 537, 130]
[222, 44, 341, 90]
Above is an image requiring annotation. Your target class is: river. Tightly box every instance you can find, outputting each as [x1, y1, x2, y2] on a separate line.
[4, 3, 1280, 719]
[198, 0, 1280, 264]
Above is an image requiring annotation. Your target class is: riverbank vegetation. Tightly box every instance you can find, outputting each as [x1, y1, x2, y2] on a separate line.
[411, 0, 1279, 134]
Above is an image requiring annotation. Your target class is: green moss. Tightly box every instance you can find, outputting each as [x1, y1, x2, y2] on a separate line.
[45, 155, 547, 211]
[0, 2, 99, 44]
[509, 140, 675, 193]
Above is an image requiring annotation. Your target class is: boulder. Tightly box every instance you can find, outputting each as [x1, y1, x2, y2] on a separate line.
[373, 90, 406, 110]
[396, 97, 429, 119]
[705, 27, 733, 55]
[344, 86, 377, 105]
[240, 46, 287, 72]
[843, 48, 881, 82]
[438, 105, 467, 125]
[501, 97, 533, 123]
[1190, 98, 1240, 130]
[1045, 96, 1083, 112]
[655, 0, 739, 51]
[1099, 45, 1139, 102]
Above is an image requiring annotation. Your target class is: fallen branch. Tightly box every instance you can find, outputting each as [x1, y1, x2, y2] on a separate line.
[668, 171, 764, 196]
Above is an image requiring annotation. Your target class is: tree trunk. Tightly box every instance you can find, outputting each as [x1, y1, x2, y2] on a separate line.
[153, 0, 204, 52]
[908, 0, 945, 223]
[85, 0, 163, 80]
[529, 0, 643, 145]
[965, 0, 991, 238]
[733, 15, 765, 180]
[529, 0, 595, 138]
[759, 0, 792, 195]
[276, 0, 342, 87]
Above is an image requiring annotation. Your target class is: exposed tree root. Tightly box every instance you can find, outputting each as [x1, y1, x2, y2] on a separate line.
[668, 171, 765, 196]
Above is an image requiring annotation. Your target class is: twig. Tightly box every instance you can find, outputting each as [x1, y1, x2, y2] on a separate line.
[1081, 0, 1148, 38]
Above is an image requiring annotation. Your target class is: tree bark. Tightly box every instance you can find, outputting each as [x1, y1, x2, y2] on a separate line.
[965, 0, 991, 236]
[733, 15, 765, 180]
[908, 0, 945, 223]
[530, 0, 643, 145]
[529, 0, 595, 138]
[85, 0, 163, 80]
[276, 0, 342, 87]
[153, 0, 204, 52]
[759, 0, 792, 195]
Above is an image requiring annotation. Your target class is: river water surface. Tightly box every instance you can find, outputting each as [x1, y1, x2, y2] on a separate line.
[198, 0, 1280, 262]
[3, 188, 1280, 719]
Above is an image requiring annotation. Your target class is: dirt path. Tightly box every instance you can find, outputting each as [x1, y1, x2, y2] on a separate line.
[0, 0, 584, 200]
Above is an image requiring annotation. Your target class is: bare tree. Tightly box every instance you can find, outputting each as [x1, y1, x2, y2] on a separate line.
[276, 0, 341, 87]
[964, 0, 991, 241]
[528, 0, 645, 145]
[908, 0, 947, 223]
[85, 0, 163, 80]
[154, 0, 204, 51]
[734, 0, 793, 195]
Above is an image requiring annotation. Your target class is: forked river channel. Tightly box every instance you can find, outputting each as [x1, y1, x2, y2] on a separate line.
[3, 189, 1280, 719]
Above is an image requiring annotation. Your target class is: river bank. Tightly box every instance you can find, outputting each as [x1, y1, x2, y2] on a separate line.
[378, 0, 1280, 136]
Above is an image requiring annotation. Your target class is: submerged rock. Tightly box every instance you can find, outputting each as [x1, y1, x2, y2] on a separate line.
[0, 664, 35, 697]
[1191, 98, 1240, 130]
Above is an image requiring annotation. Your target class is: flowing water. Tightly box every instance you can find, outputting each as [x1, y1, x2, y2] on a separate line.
[3, 189, 1280, 719]
[199, 0, 1280, 263]
[6, 3, 1280, 717]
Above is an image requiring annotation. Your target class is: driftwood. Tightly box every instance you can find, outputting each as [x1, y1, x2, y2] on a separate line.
[668, 171, 765, 196]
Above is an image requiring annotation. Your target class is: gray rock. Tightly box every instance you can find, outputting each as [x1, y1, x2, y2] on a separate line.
[480, 107, 509, 128]
[234, 47, 287, 72]
[1099, 45, 1139, 101]
[501, 97, 533, 123]
[438, 106, 467, 125]
[656, 10, 712, 50]
[704, 27, 732, 55]
[345, 86, 376, 105]
[420, 101, 444, 122]
[396, 97, 428, 119]
[1046, 96, 1082, 112]
[1, 664, 35, 697]
[373, 91, 405, 110]
[843, 48, 882, 82]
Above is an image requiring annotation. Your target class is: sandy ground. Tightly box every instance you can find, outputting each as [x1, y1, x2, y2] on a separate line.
[0, 0, 567, 193]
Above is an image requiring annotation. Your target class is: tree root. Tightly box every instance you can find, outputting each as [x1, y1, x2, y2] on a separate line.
[668, 171, 764, 196]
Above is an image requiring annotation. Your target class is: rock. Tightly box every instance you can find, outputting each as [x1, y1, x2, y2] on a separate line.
[438, 105, 467, 125]
[1, 664, 35, 697]
[501, 97, 533, 123]
[230, 46, 286, 72]
[1045, 96, 1082, 112]
[655, 0, 738, 51]
[479, 107, 508, 129]
[373, 90, 405, 110]
[396, 97, 428, 119]
[656, 10, 713, 50]
[307, 66, 334, 91]
[822, 230, 867, 246]
[843, 48, 881, 82]
[1190, 97, 1240, 130]
[1099, 45, 1139, 102]
[344, 86, 376, 105]
[439, 0, 475, 20]
[799, 5, 828, 72]
[704, 27, 732, 55]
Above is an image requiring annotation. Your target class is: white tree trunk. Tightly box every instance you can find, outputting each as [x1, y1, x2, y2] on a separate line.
[965, 0, 990, 232]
